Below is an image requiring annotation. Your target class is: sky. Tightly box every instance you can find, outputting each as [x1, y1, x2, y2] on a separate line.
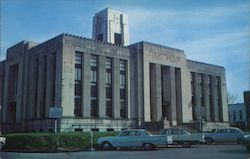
[1, 0, 249, 103]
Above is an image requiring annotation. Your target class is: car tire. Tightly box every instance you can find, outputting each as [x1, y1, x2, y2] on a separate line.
[143, 143, 155, 150]
[205, 137, 214, 145]
[102, 142, 112, 150]
[182, 142, 191, 148]
[0, 142, 3, 151]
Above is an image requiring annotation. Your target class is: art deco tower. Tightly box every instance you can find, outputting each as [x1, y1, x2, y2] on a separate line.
[92, 8, 129, 46]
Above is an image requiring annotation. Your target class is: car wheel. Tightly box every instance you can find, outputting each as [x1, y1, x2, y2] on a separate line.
[182, 142, 191, 148]
[143, 143, 155, 150]
[0, 142, 3, 151]
[205, 137, 214, 144]
[102, 142, 112, 150]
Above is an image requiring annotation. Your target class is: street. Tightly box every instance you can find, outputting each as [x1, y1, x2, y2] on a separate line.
[0, 144, 249, 159]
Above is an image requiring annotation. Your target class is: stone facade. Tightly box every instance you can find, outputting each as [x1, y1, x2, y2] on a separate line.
[0, 33, 229, 133]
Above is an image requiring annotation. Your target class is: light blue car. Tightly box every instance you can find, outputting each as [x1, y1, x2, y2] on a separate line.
[97, 129, 169, 150]
[204, 127, 249, 144]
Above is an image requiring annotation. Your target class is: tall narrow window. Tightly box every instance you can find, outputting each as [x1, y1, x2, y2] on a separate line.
[217, 77, 223, 121]
[120, 60, 126, 118]
[41, 56, 47, 118]
[191, 72, 196, 120]
[239, 110, 243, 120]
[106, 58, 112, 117]
[34, 59, 39, 119]
[74, 52, 82, 117]
[91, 55, 98, 117]
[114, 33, 122, 45]
[209, 75, 214, 121]
[51, 52, 56, 106]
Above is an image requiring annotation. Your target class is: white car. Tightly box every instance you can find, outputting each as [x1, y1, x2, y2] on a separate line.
[0, 136, 6, 151]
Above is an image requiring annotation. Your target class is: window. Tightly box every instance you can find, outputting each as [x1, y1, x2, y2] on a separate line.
[106, 58, 112, 69]
[239, 110, 243, 120]
[120, 74, 125, 88]
[97, 34, 103, 41]
[120, 100, 126, 118]
[74, 97, 81, 117]
[199, 74, 202, 84]
[120, 60, 126, 118]
[91, 99, 97, 117]
[120, 60, 125, 71]
[233, 111, 236, 121]
[106, 72, 112, 84]
[114, 33, 122, 45]
[106, 100, 112, 117]
[75, 52, 82, 65]
[91, 70, 97, 82]
[75, 68, 82, 81]
[74, 52, 82, 117]
[91, 55, 97, 67]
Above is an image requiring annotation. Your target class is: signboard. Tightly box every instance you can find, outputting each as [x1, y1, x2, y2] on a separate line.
[49, 107, 62, 118]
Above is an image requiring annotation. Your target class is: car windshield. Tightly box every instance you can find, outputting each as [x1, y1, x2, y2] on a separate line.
[145, 130, 153, 136]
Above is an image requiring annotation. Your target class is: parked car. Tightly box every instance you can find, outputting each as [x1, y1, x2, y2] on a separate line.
[97, 129, 170, 150]
[203, 127, 248, 144]
[160, 128, 205, 148]
[0, 136, 6, 151]
[238, 134, 250, 152]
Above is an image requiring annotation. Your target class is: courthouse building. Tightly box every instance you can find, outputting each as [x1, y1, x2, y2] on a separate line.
[0, 8, 229, 133]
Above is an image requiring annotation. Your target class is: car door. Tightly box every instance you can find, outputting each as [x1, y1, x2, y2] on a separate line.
[112, 130, 130, 147]
[218, 129, 229, 142]
[227, 129, 243, 142]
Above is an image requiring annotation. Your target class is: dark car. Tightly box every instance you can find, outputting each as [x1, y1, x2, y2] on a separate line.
[238, 134, 250, 152]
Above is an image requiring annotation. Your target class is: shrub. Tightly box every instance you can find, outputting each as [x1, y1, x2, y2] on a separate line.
[3, 132, 118, 152]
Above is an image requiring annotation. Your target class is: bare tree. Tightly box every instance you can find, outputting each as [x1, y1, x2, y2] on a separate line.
[227, 92, 238, 104]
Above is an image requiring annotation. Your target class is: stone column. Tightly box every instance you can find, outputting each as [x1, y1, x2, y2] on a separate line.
[221, 73, 228, 122]
[211, 76, 219, 122]
[175, 68, 182, 125]
[113, 58, 120, 118]
[150, 63, 162, 121]
[36, 57, 42, 119]
[45, 55, 52, 117]
[2, 66, 8, 123]
[83, 53, 91, 117]
[204, 75, 211, 121]
[169, 67, 177, 125]
[98, 56, 106, 117]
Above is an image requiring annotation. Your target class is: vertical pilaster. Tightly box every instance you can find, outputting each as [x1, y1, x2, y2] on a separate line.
[204, 75, 211, 121]
[113, 58, 120, 118]
[2, 66, 8, 123]
[221, 73, 228, 122]
[83, 53, 91, 117]
[212, 76, 219, 122]
[170, 67, 177, 125]
[175, 68, 182, 125]
[36, 57, 42, 118]
[150, 64, 162, 121]
[16, 62, 23, 123]
[45, 55, 52, 117]
[98, 56, 106, 117]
